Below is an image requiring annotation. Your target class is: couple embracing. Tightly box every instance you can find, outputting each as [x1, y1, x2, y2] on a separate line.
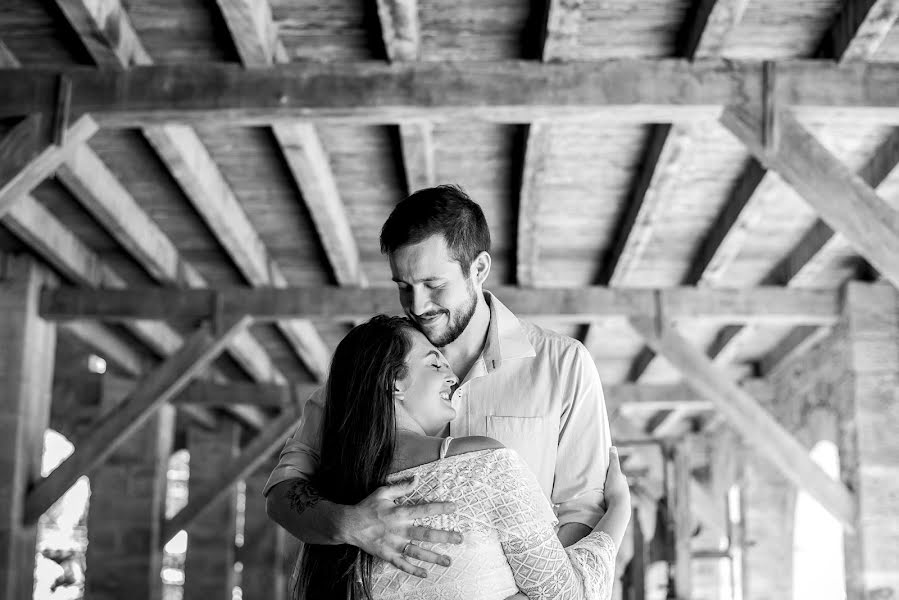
[264, 186, 631, 599]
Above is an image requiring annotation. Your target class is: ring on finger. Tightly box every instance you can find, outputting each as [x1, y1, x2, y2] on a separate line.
[402, 541, 413, 556]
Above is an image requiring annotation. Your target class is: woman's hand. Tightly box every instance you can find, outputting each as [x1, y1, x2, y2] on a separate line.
[603, 446, 630, 510]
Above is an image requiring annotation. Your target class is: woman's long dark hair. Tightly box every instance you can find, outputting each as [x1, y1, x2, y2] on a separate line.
[294, 315, 413, 600]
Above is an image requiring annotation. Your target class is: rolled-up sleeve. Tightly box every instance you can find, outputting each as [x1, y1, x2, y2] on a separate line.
[262, 387, 325, 496]
[552, 342, 612, 529]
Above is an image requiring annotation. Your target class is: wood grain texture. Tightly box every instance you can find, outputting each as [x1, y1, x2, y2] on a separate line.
[40, 285, 843, 324]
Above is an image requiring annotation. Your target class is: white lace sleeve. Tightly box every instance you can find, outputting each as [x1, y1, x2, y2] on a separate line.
[491, 451, 617, 600]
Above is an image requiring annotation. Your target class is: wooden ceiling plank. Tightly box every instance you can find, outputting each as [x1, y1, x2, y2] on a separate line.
[162, 402, 303, 545]
[54, 0, 332, 380]
[25, 315, 252, 525]
[630, 317, 856, 530]
[56, 144, 286, 387]
[39, 285, 842, 324]
[680, 0, 752, 59]
[722, 107, 899, 290]
[216, 0, 366, 288]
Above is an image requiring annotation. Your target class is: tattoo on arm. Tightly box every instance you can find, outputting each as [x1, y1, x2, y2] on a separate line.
[286, 480, 323, 515]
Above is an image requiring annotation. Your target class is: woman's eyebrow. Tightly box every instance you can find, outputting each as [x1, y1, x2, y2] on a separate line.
[424, 350, 442, 361]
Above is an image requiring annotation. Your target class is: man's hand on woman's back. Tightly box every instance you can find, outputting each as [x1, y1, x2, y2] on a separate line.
[267, 475, 462, 579]
[343, 474, 462, 578]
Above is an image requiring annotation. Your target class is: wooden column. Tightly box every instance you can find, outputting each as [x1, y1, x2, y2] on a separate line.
[184, 421, 240, 597]
[842, 282, 899, 600]
[670, 438, 692, 600]
[0, 255, 56, 598]
[85, 376, 175, 600]
[240, 458, 288, 600]
[740, 452, 795, 600]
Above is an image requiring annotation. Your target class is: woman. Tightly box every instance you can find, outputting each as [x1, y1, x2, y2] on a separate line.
[295, 315, 630, 600]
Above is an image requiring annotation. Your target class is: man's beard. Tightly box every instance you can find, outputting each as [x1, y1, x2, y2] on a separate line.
[420, 279, 478, 348]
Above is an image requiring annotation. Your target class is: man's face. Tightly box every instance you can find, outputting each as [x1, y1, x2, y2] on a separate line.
[388, 235, 479, 348]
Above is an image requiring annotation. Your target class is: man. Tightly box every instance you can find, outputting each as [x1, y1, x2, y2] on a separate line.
[265, 185, 611, 581]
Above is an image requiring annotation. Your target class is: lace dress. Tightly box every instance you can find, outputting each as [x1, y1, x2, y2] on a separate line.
[368, 443, 616, 600]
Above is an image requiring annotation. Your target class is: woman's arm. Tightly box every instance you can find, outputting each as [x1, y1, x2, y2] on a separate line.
[493, 449, 628, 600]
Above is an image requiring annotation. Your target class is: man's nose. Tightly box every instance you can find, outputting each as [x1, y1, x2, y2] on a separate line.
[411, 289, 432, 315]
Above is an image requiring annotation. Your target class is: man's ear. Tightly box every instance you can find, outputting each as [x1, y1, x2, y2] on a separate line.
[470, 251, 491, 286]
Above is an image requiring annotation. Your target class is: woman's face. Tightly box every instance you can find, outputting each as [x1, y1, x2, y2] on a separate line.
[395, 328, 459, 436]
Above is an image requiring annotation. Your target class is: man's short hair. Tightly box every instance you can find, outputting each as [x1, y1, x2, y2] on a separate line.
[380, 185, 491, 270]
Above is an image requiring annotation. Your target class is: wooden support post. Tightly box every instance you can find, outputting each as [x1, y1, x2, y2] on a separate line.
[84, 377, 175, 600]
[842, 282, 899, 599]
[240, 459, 288, 600]
[0, 255, 56, 599]
[163, 405, 302, 544]
[670, 438, 693, 600]
[183, 422, 240, 598]
[24, 315, 251, 524]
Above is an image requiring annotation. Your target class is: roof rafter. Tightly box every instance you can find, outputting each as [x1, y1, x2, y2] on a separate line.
[49, 0, 333, 381]
[516, 0, 583, 288]
[374, 0, 437, 196]
[630, 3, 896, 408]
[723, 108, 899, 288]
[215, 0, 367, 288]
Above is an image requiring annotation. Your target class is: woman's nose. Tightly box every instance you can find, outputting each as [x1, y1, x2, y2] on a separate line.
[444, 370, 459, 386]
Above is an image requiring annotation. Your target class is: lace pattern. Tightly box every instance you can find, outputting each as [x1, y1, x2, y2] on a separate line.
[369, 449, 616, 600]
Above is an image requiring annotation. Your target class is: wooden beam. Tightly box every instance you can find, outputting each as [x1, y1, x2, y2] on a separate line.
[162, 404, 303, 545]
[55, 0, 333, 380]
[516, 121, 550, 287]
[601, 123, 696, 286]
[25, 316, 251, 524]
[1, 197, 236, 428]
[721, 107, 899, 290]
[52, 0, 150, 66]
[0, 37, 100, 220]
[177, 380, 319, 408]
[819, 0, 899, 62]
[629, 317, 857, 530]
[40, 285, 843, 324]
[399, 121, 436, 194]
[671, 438, 693, 598]
[59, 321, 146, 377]
[593, 0, 749, 357]
[5, 60, 899, 127]
[542, 0, 584, 61]
[375, 0, 420, 61]
[374, 0, 438, 200]
[56, 144, 286, 385]
[216, 0, 366, 287]
[758, 325, 831, 377]
[679, 0, 751, 58]
[271, 124, 367, 286]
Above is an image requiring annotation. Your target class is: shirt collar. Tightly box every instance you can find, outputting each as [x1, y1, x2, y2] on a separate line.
[481, 290, 537, 371]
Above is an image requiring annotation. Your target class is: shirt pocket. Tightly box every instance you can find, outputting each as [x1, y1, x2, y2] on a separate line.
[486, 416, 550, 486]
